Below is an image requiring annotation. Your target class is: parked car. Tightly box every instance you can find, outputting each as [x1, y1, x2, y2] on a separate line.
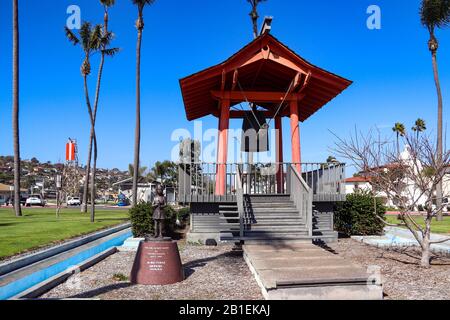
[0, 195, 6, 206]
[8, 196, 28, 206]
[26, 195, 46, 207]
[67, 197, 82, 207]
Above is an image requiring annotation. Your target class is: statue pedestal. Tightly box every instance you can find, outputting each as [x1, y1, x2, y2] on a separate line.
[130, 238, 184, 286]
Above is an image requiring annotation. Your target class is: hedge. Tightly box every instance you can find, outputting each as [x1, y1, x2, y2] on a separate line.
[334, 190, 386, 236]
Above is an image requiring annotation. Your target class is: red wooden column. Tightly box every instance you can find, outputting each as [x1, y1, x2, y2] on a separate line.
[290, 100, 302, 173]
[216, 99, 230, 195]
[275, 116, 284, 193]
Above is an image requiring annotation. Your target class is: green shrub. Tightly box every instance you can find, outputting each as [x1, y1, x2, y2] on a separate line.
[334, 190, 386, 236]
[129, 202, 154, 237]
[417, 204, 424, 212]
[177, 207, 191, 222]
[129, 203, 186, 238]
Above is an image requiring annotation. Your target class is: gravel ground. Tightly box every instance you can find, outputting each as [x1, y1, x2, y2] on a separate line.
[41, 244, 263, 300]
[40, 239, 450, 300]
[327, 239, 450, 300]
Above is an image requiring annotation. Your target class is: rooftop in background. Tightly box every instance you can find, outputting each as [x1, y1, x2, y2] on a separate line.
[0, 184, 27, 193]
[345, 177, 372, 183]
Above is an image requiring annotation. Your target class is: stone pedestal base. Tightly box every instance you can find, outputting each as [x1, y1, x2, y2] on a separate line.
[130, 238, 184, 286]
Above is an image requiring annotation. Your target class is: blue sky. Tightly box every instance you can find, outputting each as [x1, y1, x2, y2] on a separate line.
[0, 0, 449, 171]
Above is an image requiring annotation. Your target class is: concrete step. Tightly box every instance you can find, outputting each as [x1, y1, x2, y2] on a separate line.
[250, 208, 298, 213]
[244, 232, 309, 239]
[250, 214, 302, 220]
[247, 226, 307, 233]
[248, 202, 295, 208]
[248, 196, 292, 203]
[220, 212, 239, 216]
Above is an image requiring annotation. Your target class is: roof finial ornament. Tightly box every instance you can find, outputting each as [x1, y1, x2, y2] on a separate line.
[259, 16, 273, 36]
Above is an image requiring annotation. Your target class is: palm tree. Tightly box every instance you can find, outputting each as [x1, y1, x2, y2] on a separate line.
[66, 22, 105, 222]
[12, 0, 22, 217]
[80, 0, 119, 214]
[247, 0, 267, 39]
[420, 0, 449, 221]
[131, 0, 155, 207]
[392, 122, 406, 155]
[147, 161, 177, 185]
[128, 164, 147, 181]
[412, 118, 427, 139]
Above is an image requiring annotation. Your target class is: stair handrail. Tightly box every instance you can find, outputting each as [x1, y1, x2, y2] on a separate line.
[290, 164, 313, 237]
[236, 165, 245, 239]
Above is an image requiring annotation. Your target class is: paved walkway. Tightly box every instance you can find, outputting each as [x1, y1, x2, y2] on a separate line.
[352, 227, 450, 255]
[243, 243, 383, 300]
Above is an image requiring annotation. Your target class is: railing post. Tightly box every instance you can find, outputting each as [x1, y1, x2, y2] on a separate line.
[286, 165, 292, 194]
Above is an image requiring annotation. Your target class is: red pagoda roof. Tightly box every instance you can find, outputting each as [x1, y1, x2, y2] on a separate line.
[179, 33, 352, 122]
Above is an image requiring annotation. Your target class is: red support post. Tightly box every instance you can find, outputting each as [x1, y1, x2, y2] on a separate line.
[216, 99, 230, 195]
[275, 116, 284, 193]
[290, 100, 302, 173]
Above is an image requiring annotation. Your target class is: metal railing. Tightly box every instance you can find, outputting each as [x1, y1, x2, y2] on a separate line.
[178, 162, 346, 202]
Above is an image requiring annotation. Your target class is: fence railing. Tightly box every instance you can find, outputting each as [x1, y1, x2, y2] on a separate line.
[178, 162, 346, 202]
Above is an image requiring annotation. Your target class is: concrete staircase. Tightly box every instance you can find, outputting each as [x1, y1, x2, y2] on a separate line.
[312, 212, 339, 243]
[220, 195, 309, 243]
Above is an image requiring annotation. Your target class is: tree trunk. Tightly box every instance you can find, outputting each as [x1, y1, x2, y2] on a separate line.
[82, 9, 110, 214]
[12, 0, 22, 217]
[81, 137, 92, 213]
[431, 51, 444, 221]
[420, 225, 432, 268]
[252, 17, 258, 39]
[133, 15, 143, 207]
[83, 75, 97, 223]
[90, 136, 98, 223]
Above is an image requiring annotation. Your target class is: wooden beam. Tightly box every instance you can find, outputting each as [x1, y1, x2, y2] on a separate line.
[211, 90, 305, 103]
[229, 110, 276, 119]
[220, 69, 226, 92]
[231, 69, 238, 92]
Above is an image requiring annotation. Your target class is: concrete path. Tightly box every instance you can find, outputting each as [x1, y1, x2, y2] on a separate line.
[243, 243, 383, 300]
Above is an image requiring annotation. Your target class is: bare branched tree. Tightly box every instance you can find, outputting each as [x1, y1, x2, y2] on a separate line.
[333, 128, 449, 268]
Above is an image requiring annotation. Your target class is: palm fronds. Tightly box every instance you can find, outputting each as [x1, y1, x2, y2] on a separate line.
[102, 48, 120, 57]
[131, 0, 156, 11]
[420, 0, 450, 32]
[65, 27, 80, 45]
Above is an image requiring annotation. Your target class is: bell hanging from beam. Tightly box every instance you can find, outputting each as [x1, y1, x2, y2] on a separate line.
[241, 105, 270, 153]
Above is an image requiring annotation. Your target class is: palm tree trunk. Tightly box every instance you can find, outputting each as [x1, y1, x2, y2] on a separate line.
[12, 0, 22, 217]
[81, 138, 92, 213]
[252, 16, 258, 39]
[83, 9, 109, 216]
[83, 75, 97, 222]
[88, 52, 106, 223]
[90, 135, 98, 223]
[431, 51, 444, 221]
[133, 13, 143, 206]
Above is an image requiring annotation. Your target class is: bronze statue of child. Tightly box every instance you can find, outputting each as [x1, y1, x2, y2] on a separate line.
[152, 185, 166, 238]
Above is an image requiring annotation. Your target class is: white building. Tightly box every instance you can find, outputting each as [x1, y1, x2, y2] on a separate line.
[345, 147, 449, 211]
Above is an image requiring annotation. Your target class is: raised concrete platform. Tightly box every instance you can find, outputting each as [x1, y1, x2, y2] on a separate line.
[352, 227, 450, 256]
[243, 243, 383, 300]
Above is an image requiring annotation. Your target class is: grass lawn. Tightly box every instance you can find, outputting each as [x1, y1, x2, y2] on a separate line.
[386, 215, 450, 235]
[0, 207, 130, 260]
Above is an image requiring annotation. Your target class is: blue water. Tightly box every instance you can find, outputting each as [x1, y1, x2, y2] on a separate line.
[0, 231, 132, 300]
